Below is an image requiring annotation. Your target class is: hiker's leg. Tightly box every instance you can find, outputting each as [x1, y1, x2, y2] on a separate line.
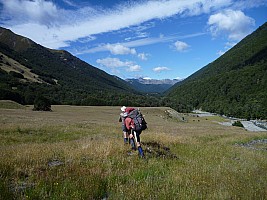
[122, 125, 128, 144]
[129, 131, 136, 150]
[134, 131, 144, 157]
[127, 131, 130, 144]
[123, 132, 128, 144]
[133, 131, 142, 147]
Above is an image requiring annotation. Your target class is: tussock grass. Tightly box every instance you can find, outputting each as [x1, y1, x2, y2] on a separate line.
[0, 106, 266, 199]
[0, 100, 25, 109]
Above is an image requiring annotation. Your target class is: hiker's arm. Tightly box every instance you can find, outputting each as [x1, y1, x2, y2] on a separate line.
[125, 118, 132, 130]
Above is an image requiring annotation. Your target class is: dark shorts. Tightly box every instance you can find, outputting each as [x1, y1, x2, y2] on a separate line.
[122, 124, 127, 132]
[133, 130, 142, 143]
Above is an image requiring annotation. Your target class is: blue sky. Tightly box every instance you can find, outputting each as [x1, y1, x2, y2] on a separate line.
[0, 0, 266, 80]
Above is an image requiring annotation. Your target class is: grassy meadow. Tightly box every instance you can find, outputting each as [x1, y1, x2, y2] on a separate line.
[0, 102, 266, 199]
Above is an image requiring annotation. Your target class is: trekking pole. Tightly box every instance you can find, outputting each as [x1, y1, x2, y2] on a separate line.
[130, 129, 136, 150]
[133, 130, 138, 146]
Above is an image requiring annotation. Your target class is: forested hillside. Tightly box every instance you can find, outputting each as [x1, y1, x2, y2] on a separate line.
[167, 22, 267, 119]
[0, 27, 160, 106]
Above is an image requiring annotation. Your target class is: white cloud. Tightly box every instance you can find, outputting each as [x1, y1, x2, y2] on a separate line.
[0, 0, 59, 26]
[76, 32, 204, 55]
[143, 77, 152, 80]
[216, 41, 237, 56]
[208, 9, 255, 41]
[232, 0, 267, 10]
[96, 57, 131, 68]
[225, 41, 237, 48]
[153, 67, 170, 72]
[174, 41, 190, 52]
[105, 44, 136, 55]
[62, 0, 79, 8]
[127, 65, 142, 72]
[217, 50, 226, 56]
[138, 53, 149, 61]
[0, 0, 252, 49]
[96, 57, 141, 72]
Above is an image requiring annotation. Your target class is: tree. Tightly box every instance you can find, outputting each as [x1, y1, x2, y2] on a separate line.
[33, 96, 52, 111]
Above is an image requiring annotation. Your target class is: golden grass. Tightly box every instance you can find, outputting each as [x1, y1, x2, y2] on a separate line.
[0, 100, 26, 109]
[0, 105, 266, 199]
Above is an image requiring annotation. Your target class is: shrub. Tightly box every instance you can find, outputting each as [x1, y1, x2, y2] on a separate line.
[232, 120, 244, 127]
[33, 96, 52, 111]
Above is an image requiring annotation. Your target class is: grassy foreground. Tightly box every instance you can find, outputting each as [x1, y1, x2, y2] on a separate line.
[0, 105, 266, 199]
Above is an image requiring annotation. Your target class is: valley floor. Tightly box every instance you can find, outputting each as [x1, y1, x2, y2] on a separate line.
[0, 105, 266, 199]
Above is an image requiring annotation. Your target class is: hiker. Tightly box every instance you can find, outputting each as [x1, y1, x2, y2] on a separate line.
[119, 106, 129, 144]
[124, 107, 145, 158]
[119, 106, 137, 146]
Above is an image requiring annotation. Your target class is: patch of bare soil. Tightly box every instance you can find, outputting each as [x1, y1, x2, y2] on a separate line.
[142, 141, 178, 159]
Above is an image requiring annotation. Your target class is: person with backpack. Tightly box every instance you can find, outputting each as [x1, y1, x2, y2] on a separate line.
[119, 106, 129, 144]
[123, 107, 146, 158]
[119, 106, 137, 150]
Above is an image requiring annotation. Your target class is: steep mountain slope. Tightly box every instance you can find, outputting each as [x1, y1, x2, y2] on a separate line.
[126, 78, 181, 94]
[0, 27, 159, 106]
[167, 22, 267, 119]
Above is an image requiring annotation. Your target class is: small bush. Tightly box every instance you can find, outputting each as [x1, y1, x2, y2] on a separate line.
[33, 96, 52, 111]
[232, 120, 244, 127]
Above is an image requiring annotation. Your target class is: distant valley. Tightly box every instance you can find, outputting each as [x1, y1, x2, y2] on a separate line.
[125, 78, 182, 94]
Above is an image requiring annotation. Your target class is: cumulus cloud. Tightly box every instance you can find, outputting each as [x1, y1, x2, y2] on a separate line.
[0, 0, 252, 49]
[138, 53, 149, 60]
[127, 65, 141, 72]
[96, 57, 130, 68]
[208, 9, 255, 41]
[96, 57, 141, 72]
[99, 44, 148, 60]
[174, 41, 190, 52]
[105, 44, 136, 55]
[153, 67, 170, 72]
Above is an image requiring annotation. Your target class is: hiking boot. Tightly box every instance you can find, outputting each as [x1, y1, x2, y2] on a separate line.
[124, 138, 129, 144]
[131, 146, 137, 151]
[130, 138, 136, 150]
[138, 146, 145, 158]
[139, 152, 145, 159]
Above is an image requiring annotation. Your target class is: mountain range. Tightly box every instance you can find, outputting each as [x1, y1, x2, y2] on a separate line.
[125, 78, 181, 94]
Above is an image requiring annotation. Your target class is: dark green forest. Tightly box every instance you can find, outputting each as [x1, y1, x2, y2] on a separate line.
[167, 22, 267, 119]
[0, 27, 164, 107]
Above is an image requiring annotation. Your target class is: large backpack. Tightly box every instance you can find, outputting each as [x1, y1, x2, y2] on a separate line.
[127, 109, 147, 132]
